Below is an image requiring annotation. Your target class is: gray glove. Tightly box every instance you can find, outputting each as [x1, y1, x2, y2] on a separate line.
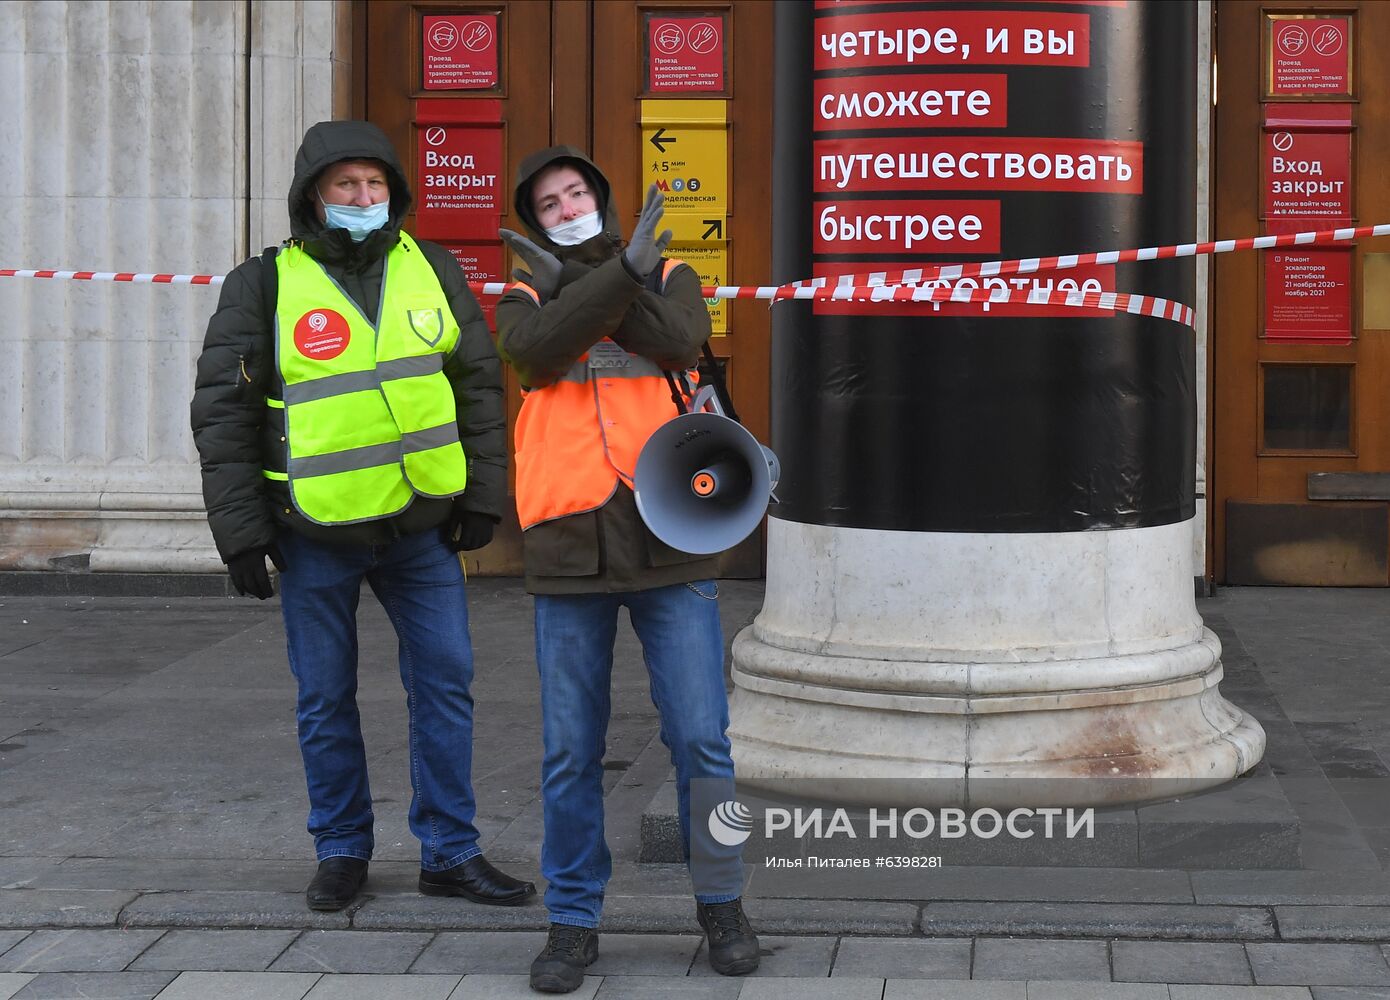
[500, 228, 562, 302]
[623, 183, 674, 278]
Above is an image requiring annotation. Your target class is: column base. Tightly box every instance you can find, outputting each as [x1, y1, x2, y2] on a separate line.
[728, 625, 1266, 808]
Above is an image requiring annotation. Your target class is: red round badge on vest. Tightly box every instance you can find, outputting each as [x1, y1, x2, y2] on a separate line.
[293, 309, 350, 360]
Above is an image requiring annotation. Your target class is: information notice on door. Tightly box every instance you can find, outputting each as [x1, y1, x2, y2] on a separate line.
[423, 14, 499, 90]
[646, 14, 726, 93]
[1264, 249, 1352, 343]
[444, 242, 505, 328]
[1266, 14, 1353, 97]
[415, 122, 502, 240]
[1262, 127, 1351, 220]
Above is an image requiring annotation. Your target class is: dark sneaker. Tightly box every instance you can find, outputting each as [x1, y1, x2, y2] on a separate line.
[418, 854, 536, 906]
[305, 857, 368, 912]
[696, 898, 760, 975]
[529, 923, 599, 994]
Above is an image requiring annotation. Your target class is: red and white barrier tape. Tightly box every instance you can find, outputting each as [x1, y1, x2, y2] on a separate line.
[3, 222, 1385, 329]
[0, 268, 221, 285]
[752, 283, 1195, 326]
[779, 222, 1390, 293]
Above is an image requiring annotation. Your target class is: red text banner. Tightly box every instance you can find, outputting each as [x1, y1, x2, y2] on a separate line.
[815, 11, 1090, 70]
[815, 73, 1008, 131]
[816, 137, 1142, 194]
[1264, 248, 1351, 343]
[811, 261, 1115, 317]
[814, 200, 1001, 255]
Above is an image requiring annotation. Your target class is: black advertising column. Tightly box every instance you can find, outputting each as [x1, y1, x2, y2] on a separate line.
[728, 2, 1265, 807]
[783, 1, 1193, 533]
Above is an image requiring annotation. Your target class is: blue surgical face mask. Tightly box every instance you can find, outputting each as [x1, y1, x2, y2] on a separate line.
[318, 188, 390, 242]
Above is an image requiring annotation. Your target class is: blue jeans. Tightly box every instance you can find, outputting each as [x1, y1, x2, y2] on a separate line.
[277, 527, 481, 871]
[535, 581, 744, 927]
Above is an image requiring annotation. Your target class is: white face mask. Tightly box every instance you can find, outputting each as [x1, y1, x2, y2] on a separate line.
[544, 210, 603, 246]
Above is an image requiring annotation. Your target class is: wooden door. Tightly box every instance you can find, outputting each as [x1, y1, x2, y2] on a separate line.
[356, 0, 774, 576]
[1212, 0, 1390, 585]
[359, 0, 551, 574]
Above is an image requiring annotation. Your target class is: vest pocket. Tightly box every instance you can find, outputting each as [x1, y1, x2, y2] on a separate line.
[260, 405, 288, 480]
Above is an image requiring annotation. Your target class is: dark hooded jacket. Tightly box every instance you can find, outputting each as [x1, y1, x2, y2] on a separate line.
[190, 120, 506, 560]
[495, 145, 718, 594]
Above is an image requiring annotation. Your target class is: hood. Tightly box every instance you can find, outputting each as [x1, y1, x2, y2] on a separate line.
[512, 145, 622, 262]
[288, 120, 413, 258]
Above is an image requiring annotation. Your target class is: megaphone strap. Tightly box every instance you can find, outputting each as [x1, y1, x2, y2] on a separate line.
[662, 371, 691, 417]
[700, 342, 740, 425]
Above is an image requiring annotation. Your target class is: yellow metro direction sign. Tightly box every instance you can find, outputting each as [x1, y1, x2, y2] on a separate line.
[665, 213, 729, 334]
[641, 99, 728, 214]
[664, 214, 728, 245]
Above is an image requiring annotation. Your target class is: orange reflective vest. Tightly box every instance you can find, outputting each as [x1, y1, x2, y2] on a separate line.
[512, 259, 696, 531]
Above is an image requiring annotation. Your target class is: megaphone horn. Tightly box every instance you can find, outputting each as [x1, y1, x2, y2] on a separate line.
[633, 390, 780, 556]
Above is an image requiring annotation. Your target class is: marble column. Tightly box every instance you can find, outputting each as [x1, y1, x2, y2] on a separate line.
[0, 0, 350, 573]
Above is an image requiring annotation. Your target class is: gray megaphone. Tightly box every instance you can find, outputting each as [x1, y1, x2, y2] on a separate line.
[634, 385, 780, 555]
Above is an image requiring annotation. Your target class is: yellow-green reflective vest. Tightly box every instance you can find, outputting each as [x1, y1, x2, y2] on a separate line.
[269, 232, 467, 525]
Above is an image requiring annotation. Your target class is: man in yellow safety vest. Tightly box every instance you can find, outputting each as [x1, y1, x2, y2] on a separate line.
[191, 120, 532, 913]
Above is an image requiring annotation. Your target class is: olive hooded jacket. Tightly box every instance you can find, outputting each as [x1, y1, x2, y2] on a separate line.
[190, 120, 506, 561]
[495, 145, 719, 594]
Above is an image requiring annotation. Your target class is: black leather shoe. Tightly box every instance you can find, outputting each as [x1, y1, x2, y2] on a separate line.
[529, 923, 598, 994]
[418, 854, 536, 906]
[697, 898, 760, 975]
[305, 857, 368, 912]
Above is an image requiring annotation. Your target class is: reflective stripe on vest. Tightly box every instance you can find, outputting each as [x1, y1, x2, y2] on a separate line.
[513, 258, 696, 531]
[273, 232, 468, 525]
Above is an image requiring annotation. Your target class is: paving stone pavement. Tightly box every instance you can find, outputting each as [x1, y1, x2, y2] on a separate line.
[4, 584, 1390, 992]
[1111, 941, 1255, 985]
[0, 930, 1384, 995]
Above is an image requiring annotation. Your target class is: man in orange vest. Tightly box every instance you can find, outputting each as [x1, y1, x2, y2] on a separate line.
[496, 147, 759, 994]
